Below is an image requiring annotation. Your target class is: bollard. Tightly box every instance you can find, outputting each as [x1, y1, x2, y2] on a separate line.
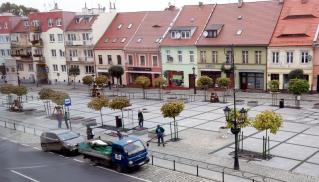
[152, 155, 154, 165]
[222, 171, 224, 182]
[5, 121, 6, 128]
[196, 165, 199, 176]
[173, 160, 175, 171]
[33, 128, 36, 135]
[23, 126, 25, 133]
[13, 123, 16, 130]
[252, 179, 255, 182]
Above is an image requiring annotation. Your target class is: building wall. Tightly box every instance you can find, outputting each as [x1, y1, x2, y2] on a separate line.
[313, 46, 319, 91]
[196, 46, 267, 89]
[0, 33, 11, 65]
[161, 46, 197, 88]
[267, 46, 313, 90]
[94, 49, 126, 85]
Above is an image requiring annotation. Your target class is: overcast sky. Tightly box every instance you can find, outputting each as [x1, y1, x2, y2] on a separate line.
[9, 0, 265, 12]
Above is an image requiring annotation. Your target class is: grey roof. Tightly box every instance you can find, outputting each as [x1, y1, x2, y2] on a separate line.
[170, 26, 196, 31]
[205, 24, 224, 31]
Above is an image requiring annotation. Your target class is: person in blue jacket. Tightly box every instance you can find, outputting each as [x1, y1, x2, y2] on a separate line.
[155, 125, 165, 147]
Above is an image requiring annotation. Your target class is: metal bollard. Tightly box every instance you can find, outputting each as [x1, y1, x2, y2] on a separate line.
[196, 165, 199, 176]
[5, 121, 6, 128]
[13, 123, 16, 130]
[222, 171, 225, 182]
[24, 126, 25, 133]
[173, 160, 175, 171]
[152, 155, 153, 165]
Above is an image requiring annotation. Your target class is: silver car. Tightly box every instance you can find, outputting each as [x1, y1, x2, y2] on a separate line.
[40, 130, 85, 153]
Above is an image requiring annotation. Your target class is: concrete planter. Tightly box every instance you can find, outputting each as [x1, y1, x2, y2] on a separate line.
[247, 101, 258, 107]
[236, 100, 245, 105]
[219, 126, 228, 139]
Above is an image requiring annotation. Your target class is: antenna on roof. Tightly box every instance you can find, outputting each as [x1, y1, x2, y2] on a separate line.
[85, 2, 87, 8]
[238, 0, 243, 8]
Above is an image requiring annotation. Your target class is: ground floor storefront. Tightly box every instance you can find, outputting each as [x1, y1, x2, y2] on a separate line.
[162, 64, 197, 88]
[126, 67, 160, 87]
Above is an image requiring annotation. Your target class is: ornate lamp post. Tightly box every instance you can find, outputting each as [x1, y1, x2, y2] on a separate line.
[192, 66, 196, 94]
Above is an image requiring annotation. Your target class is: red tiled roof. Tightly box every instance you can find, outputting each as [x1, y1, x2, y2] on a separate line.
[0, 15, 21, 34]
[197, 1, 282, 46]
[270, 0, 319, 46]
[125, 9, 179, 51]
[161, 4, 215, 46]
[28, 11, 75, 32]
[66, 15, 97, 31]
[12, 19, 29, 33]
[94, 12, 147, 50]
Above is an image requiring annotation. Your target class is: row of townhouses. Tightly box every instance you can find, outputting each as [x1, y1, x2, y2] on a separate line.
[1, 0, 319, 92]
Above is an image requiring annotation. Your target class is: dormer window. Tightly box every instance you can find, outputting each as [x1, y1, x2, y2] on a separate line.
[137, 38, 142, 43]
[24, 20, 29, 27]
[56, 18, 62, 26]
[127, 24, 132, 29]
[4, 22, 7, 29]
[203, 24, 223, 38]
[121, 38, 126, 43]
[181, 31, 191, 39]
[32, 20, 39, 27]
[75, 18, 80, 24]
[112, 38, 117, 43]
[104, 38, 109, 43]
[118, 24, 123, 29]
[237, 15, 243, 20]
[236, 30, 243, 36]
[48, 18, 53, 27]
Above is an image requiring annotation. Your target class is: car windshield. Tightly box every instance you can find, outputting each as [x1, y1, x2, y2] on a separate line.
[58, 132, 79, 141]
[124, 140, 145, 156]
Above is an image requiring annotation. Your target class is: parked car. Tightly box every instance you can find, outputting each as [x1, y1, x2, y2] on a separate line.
[40, 130, 85, 153]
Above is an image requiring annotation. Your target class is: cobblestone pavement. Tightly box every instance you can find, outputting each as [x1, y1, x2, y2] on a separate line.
[0, 127, 214, 182]
[1, 84, 319, 182]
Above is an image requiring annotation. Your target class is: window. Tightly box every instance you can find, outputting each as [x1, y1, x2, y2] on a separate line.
[178, 50, 183, 63]
[84, 50, 93, 58]
[98, 55, 103, 64]
[212, 51, 218, 63]
[59, 50, 64, 57]
[128, 24, 132, 29]
[4, 22, 7, 29]
[171, 31, 176, 39]
[128, 55, 133, 65]
[17, 63, 24, 71]
[61, 65, 66, 72]
[85, 66, 94, 73]
[107, 55, 112, 64]
[272, 52, 279, 63]
[69, 50, 77, 57]
[166, 50, 172, 62]
[82, 33, 89, 41]
[0, 49, 5, 57]
[117, 24, 123, 29]
[53, 64, 58, 71]
[301, 51, 309, 63]
[56, 18, 62, 26]
[58, 34, 63, 42]
[152, 55, 158, 66]
[200, 51, 206, 63]
[121, 38, 126, 43]
[189, 51, 194, 63]
[49, 34, 55, 42]
[137, 38, 142, 43]
[28, 64, 34, 72]
[51, 49, 57, 57]
[32, 20, 39, 27]
[117, 55, 122, 65]
[6, 49, 10, 56]
[226, 51, 232, 63]
[255, 51, 262, 64]
[48, 18, 53, 27]
[140, 55, 145, 66]
[68, 34, 76, 41]
[286, 51, 293, 64]
[242, 50, 248, 64]
[181, 31, 191, 39]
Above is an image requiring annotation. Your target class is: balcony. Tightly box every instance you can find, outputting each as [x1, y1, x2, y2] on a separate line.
[33, 55, 45, 62]
[65, 40, 93, 47]
[30, 26, 41, 32]
[31, 39, 43, 47]
[66, 57, 94, 64]
[11, 53, 32, 59]
[11, 42, 32, 48]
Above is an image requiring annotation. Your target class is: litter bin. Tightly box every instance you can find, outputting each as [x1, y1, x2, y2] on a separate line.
[279, 99, 284, 108]
[115, 116, 122, 128]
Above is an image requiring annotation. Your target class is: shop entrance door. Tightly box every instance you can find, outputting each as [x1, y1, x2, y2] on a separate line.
[240, 73, 247, 90]
[189, 74, 195, 88]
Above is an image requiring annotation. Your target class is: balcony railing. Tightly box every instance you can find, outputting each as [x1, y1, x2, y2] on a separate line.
[66, 57, 94, 63]
[33, 56, 45, 62]
[11, 53, 32, 58]
[11, 42, 32, 48]
[31, 39, 43, 47]
[65, 40, 93, 47]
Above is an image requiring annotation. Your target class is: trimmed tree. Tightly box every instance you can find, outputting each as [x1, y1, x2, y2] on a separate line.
[161, 101, 184, 141]
[268, 80, 280, 106]
[38, 88, 55, 100]
[95, 75, 108, 88]
[154, 77, 166, 100]
[217, 77, 231, 103]
[252, 110, 283, 158]
[12, 85, 27, 104]
[134, 76, 151, 99]
[288, 69, 304, 80]
[197, 76, 213, 101]
[288, 79, 309, 108]
[0, 84, 15, 109]
[68, 67, 80, 89]
[225, 109, 251, 129]
[108, 97, 130, 128]
[109, 65, 124, 85]
[88, 96, 109, 126]
[82, 75, 94, 93]
[51, 91, 70, 106]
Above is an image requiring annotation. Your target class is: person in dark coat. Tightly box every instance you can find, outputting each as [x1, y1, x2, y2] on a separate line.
[155, 125, 165, 147]
[86, 126, 94, 140]
[138, 110, 144, 128]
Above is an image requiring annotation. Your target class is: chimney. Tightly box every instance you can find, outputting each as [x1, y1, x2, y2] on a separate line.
[199, 2, 203, 6]
[278, 0, 284, 4]
[301, 0, 308, 4]
[238, 0, 243, 8]
[113, 3, 116, 10]
[54, 3, 58, 9]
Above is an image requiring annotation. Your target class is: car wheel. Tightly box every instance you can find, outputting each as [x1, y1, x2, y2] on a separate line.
[115, 164, 123, 173]
[41, 143, 48, 152]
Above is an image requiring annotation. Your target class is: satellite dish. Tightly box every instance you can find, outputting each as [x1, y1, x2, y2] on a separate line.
[203, 31, 208, 37]
[175, 32, 181, 39]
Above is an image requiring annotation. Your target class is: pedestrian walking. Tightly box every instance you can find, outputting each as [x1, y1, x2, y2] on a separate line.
[117, 129, 123, 140]
[86, 126, 94, 140]
[108, 81, 111, 90]
[56, 108, 63, 129]
[64, 111, 70, 129]
[138, 110, 144, 128]
[155, 125, 165, 147]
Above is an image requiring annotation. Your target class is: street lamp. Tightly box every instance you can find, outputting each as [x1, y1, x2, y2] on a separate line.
[17, 72, 20, 86]
[192, 66, 196, 94]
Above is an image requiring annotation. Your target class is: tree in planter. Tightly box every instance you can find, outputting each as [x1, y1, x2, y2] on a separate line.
[38, 88, 55, 116]
[225, 108, 251, 129]
[288, 79, 309, 108]
[87, 96, 109, 126]
[134, 76, 151, 99]
[252, 110, 283, 158]
[95, 75, 108, 87]
[154, 77, 166, 100]
[268, 80, 280, 106]
[108, 65, 124, 86]
[197, 76, 213, 101]
[11, 85, 27, 111]
[288, 69, 304, 80]
[217, 77, 230, 103]
[108, 97, 131, 128]
[82, 75, 94, 93]
[161, 101, 184, 141]
[0, 84, 15, 108]
[68, 67, 80, 89]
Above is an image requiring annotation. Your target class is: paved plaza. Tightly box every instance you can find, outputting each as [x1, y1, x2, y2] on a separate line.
[1, 84, 319, 181]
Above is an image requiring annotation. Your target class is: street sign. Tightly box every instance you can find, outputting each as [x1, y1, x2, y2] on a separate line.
[45, 67, 49, 73]
[64, 98, 71, 107]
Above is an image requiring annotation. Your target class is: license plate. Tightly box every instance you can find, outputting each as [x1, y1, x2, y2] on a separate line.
[138, 161, 145, 166]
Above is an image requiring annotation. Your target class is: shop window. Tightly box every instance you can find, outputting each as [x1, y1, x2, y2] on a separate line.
[152, 56, 158, 66]
[140, 55, 145, 66]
